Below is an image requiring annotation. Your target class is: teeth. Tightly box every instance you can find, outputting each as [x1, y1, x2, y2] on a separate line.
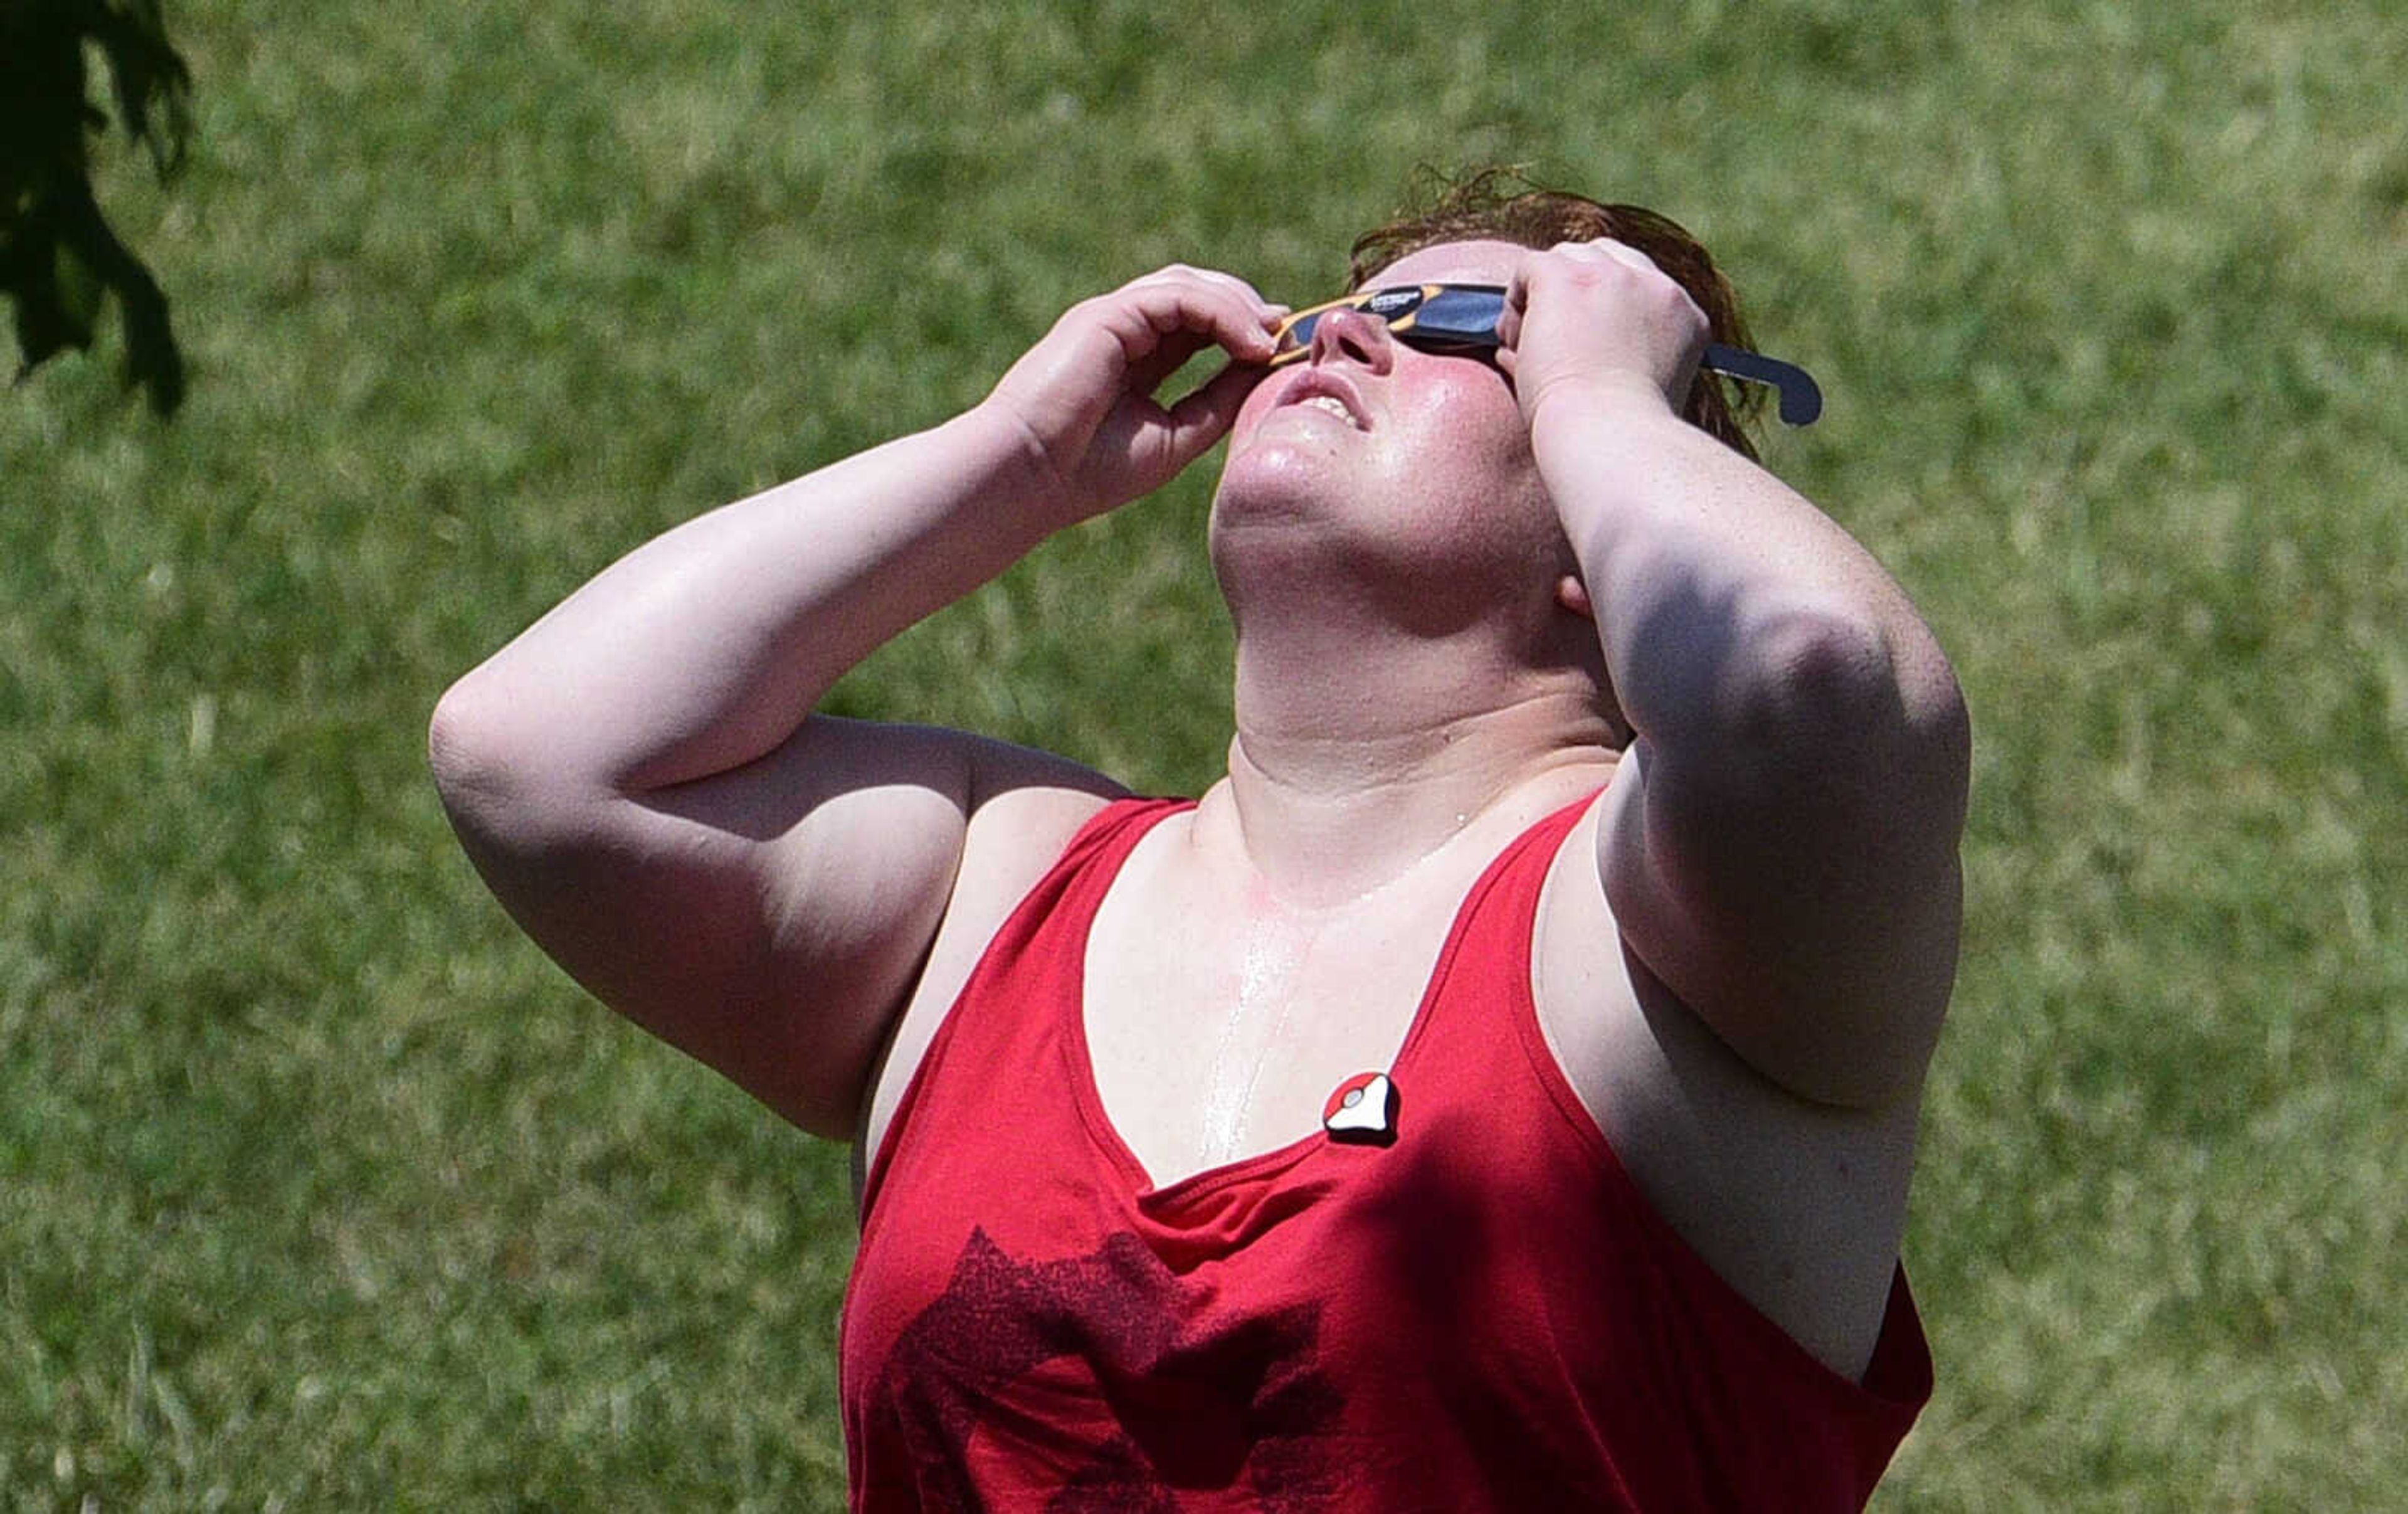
[1299, 394, 1358, 426]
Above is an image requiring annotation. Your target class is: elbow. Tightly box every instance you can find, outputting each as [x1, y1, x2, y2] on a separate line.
[428, 672, 568, 854]
[428, 674, 502, 807]
[1741, 607, 1969, 788]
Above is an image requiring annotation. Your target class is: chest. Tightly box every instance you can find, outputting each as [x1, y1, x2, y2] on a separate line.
[1080, 856, 1474, 1191]
[845, 1087, 1656, 1513]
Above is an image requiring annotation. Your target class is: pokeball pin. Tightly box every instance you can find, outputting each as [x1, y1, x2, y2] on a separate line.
[1323, 1072, 1399, 1146]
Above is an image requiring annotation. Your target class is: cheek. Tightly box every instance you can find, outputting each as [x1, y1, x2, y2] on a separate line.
[1397, 368, 1538, 491]
[1402, 371, 1561, 576]
[1409, 359, 1520, 431]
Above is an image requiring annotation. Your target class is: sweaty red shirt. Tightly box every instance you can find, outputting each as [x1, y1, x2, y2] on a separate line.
[842, 796, 1930, 1511]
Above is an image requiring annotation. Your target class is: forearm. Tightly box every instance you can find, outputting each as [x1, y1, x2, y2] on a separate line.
[1506, 240, 1967, 1106]
[434, 260, 1276, 807]
[434, 403, 1057, 796]
[1533, 387, 1955, 748]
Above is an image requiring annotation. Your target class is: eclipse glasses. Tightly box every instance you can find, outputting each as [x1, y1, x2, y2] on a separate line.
[1267, 283, 1823, 426]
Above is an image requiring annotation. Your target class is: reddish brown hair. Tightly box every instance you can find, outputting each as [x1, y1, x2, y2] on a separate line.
[1347, 169, 1763, 460]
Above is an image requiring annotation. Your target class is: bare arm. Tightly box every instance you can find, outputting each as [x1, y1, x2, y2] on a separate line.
[1500, 241, 1970, 1108]
[430, 267, 1282, 1137]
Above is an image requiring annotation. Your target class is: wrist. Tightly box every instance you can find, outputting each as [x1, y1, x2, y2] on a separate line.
[1524, 373, 1686, 457]
[948, 403, 1087, 532]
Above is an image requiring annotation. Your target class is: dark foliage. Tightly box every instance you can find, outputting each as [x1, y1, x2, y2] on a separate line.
[1, 0, 192, 415]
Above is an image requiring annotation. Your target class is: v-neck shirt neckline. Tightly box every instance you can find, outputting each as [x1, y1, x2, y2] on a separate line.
[1062, 798, 1555, 1217]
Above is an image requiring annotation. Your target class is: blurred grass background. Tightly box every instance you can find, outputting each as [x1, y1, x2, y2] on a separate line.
[5, 0, 2404, 1505]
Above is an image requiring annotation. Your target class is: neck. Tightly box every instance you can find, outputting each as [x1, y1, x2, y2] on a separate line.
[1205, 628, 1617, 903]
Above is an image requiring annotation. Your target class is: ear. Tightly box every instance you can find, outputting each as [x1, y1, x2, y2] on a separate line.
[1555, 573, 1595, 620]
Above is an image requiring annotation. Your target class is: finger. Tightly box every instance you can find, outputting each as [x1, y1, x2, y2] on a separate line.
[1089, 357, 1262, 499]
[1127, 264, 1283, 312]
[1550, 236, 1627, 263]
[1506, 258, 1533, 310]
[1127, 271, 1287, 361]
[1592, 238, 1662, 274]
[1174, 265, 1287, 319]
[1137, 263, 1278, 304]
[1126, 324, 1214, 398]
[1159, 358, 1268, 466]
[1105, 285, 1278, 373]
[1177, 283, 1288, 362]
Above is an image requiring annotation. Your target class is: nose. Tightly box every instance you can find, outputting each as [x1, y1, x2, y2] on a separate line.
[1308, 305, 1396, 374]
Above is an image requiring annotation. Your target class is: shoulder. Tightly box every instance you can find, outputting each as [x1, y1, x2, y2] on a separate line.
[852, 771, 1154, 1171]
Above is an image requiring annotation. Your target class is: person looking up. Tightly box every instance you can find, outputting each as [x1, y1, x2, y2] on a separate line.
[431, 174, 1969, 1511]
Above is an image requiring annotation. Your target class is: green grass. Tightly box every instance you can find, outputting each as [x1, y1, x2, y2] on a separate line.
[5, 0, 2404, 1505]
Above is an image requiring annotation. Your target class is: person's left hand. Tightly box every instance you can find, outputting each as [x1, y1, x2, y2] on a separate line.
[1493, 239, 1708, 433]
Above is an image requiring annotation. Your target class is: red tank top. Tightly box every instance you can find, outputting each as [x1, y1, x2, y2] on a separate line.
[842, 796, 1930, 1511]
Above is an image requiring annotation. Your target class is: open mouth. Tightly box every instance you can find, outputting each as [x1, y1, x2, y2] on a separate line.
[1290, 394, 1361, 427]
[1273, 373, 1368, 430]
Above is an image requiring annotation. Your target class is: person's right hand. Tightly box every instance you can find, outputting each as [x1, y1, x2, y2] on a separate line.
[980, 266, 1285, 524]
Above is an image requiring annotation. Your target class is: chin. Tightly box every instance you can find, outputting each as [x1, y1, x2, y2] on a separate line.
[1206, 468, 1369, 614]
[1209, 440, 1355, 531]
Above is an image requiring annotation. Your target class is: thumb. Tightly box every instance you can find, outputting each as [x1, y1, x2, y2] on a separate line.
[1154, 359, 1267, 476]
